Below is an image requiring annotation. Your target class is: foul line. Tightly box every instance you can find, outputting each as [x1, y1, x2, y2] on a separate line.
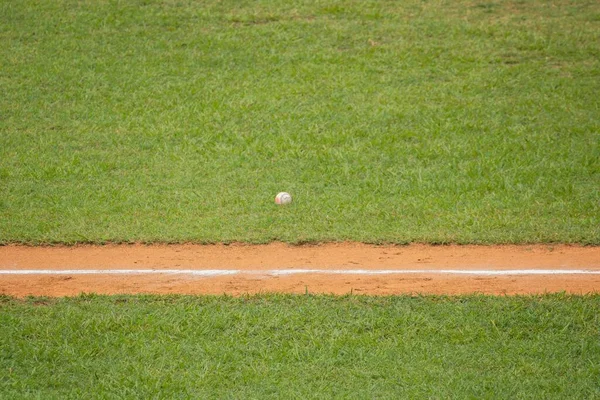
[0, 269, 599, 276]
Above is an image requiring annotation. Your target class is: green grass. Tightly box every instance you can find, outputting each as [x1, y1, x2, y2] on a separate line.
[0, 294, 598, 398]
[1, 0, 599, 244]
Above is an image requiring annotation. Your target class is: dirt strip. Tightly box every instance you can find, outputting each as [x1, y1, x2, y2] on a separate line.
[0, 243, 599, 296]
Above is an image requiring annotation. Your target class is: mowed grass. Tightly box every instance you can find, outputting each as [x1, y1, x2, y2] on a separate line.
[0, 294, 598, 398]
[1, 0, 599, 244]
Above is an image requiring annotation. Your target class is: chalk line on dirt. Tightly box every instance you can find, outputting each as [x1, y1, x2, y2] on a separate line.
[1, 269, 600, 276]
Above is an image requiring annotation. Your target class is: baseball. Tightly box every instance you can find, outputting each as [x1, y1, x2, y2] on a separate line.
[275, 192, 292, 205]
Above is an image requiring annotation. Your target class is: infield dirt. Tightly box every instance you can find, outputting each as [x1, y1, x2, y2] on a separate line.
[1, 243, 599, 297]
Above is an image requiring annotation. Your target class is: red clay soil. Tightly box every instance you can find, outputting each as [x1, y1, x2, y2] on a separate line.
[0, 243, 599, 297]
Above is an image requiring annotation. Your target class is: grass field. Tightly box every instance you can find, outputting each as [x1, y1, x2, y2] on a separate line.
[1, 0, 599, 244]
[1, 294, 599, 398]
[1, 2, 599, 397]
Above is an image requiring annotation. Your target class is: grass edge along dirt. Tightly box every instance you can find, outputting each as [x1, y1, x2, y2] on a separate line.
[1, 293, 599, 398]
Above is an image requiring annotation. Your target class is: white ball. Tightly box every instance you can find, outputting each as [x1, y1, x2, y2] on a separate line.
[275, 192, 292, 205]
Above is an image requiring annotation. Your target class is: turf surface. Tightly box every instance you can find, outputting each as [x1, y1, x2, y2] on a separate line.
[1, 294, 598, 398]
[1, 0, 599, 244]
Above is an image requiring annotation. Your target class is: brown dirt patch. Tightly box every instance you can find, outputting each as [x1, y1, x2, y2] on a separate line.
[1, 243, 599, 297]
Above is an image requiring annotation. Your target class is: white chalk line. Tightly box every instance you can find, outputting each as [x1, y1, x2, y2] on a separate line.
[0, 269, 599, 276]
